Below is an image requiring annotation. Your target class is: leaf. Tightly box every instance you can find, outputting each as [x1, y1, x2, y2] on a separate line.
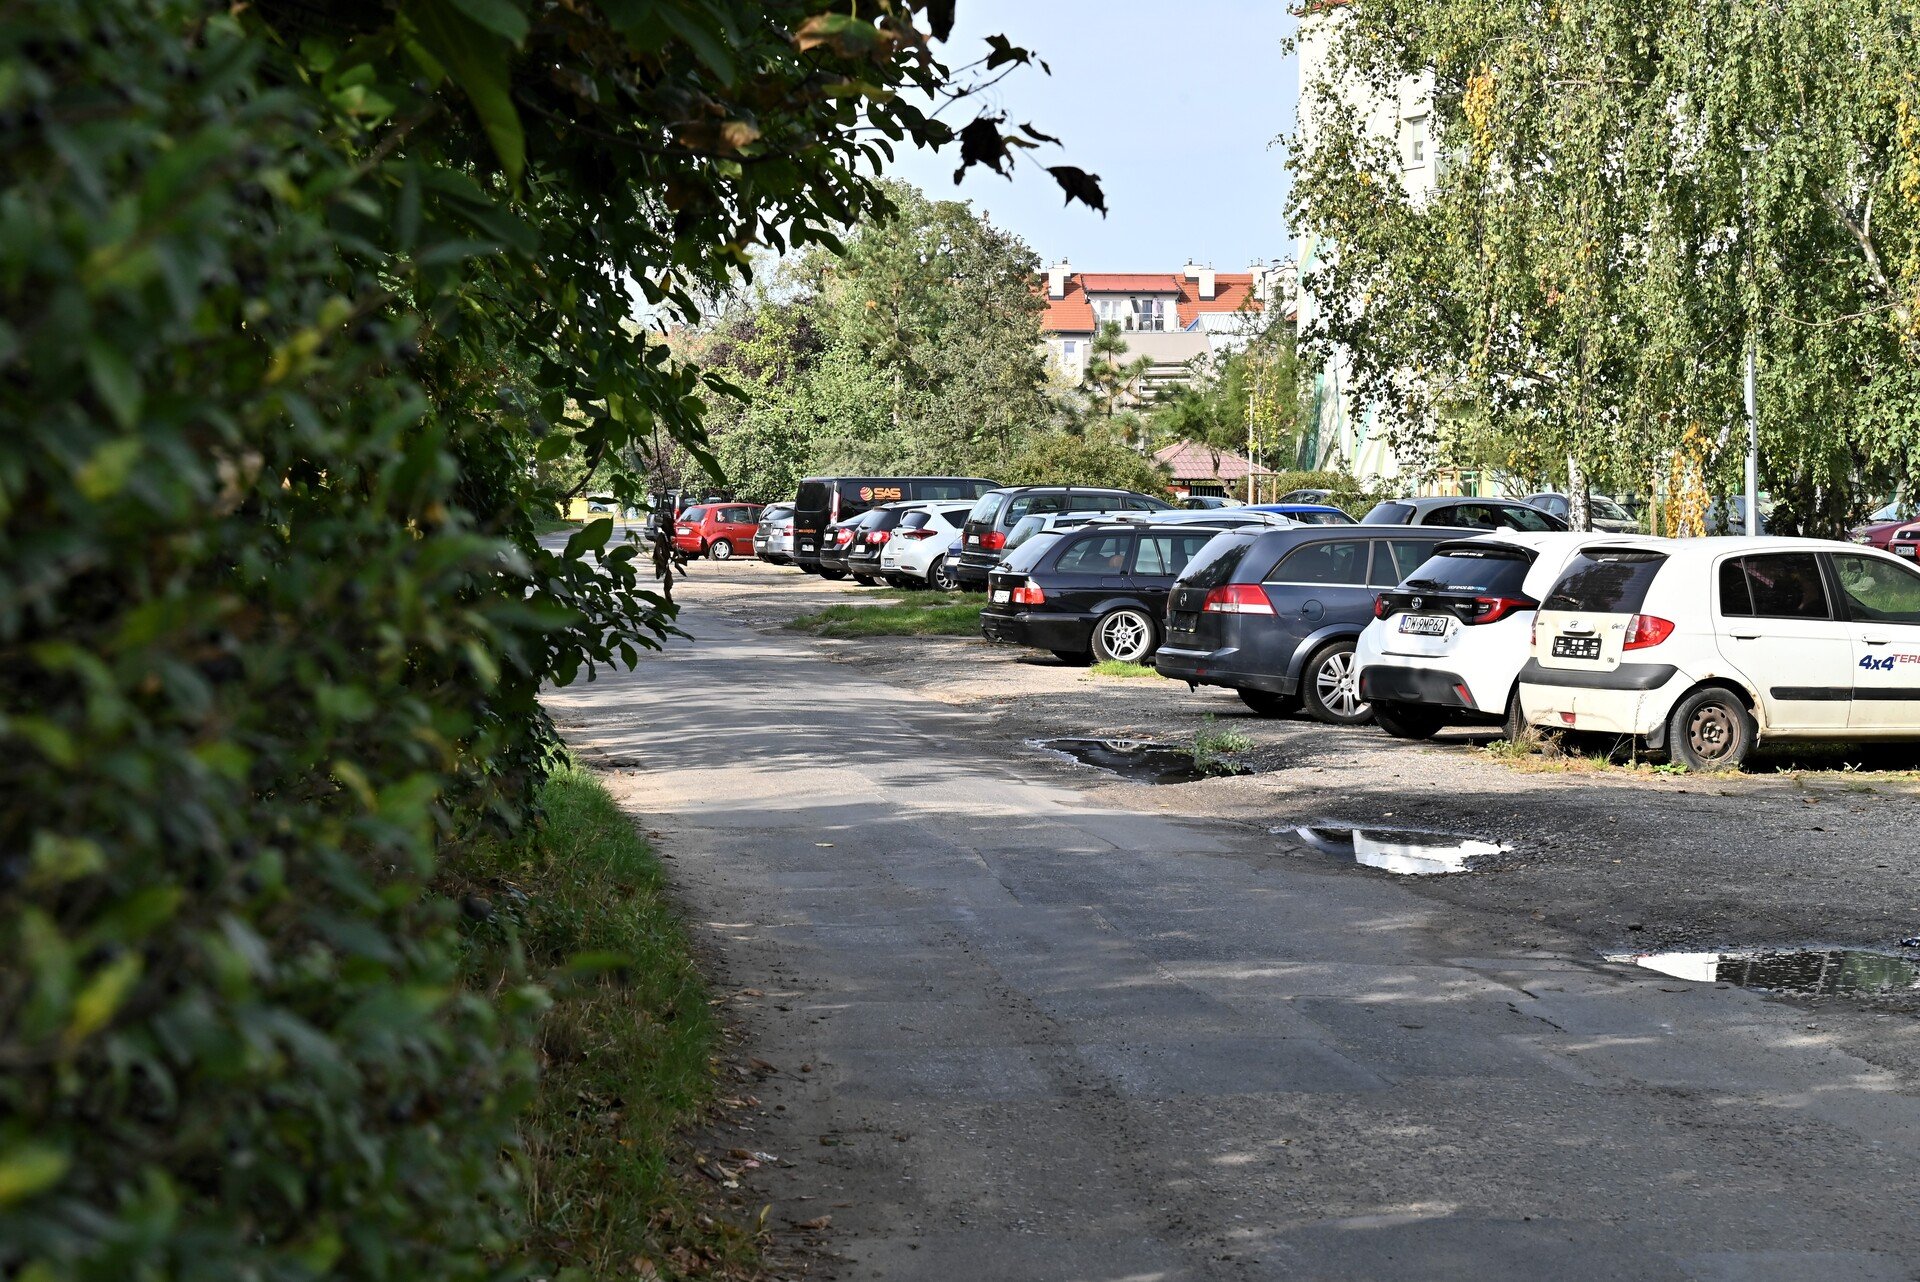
[535, 432, 572, 461]
[658, 3, 739, 83]
[407, 0, 525, 186]
[953, 115, 1011, 183]
[982, 34, 1032, 70]
[565, 517, 613, 556]
[75, 437, 143, 501]
[84, 341, 142, 430]
[0, 1142, 69, 1207]
[446, 0, 527, 42]
[1019, 122, 1062, 145]
[924, 0, 956, 40]
[1048, 165, 1108, 215]
[795, 13, 881, 58]
[65, 953, 143, 1047]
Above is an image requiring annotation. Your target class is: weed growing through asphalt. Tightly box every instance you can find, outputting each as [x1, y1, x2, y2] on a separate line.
[1090, 660, 1160, 679]
[1192, 714, 1255, 771]
[786, 600, 983, 637]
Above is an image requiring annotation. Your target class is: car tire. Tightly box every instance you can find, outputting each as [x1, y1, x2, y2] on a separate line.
[1090, 607, 1157, 664]
[709, 539, 733, 561]
[1372, 700, 1445, 740]
[1666, 687, 1755, 772]
[853, 574, 879, 586]
[1501, 687, 1528, 742]
[1237, 687, 1301, 718]
[819, 569, 847, 581]
[928, 556, 958, 592]
[1302, 639, 1373, 725]
[1052, 650, 1093, 666]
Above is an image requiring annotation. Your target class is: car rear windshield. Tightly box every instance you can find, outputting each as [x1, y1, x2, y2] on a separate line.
[1542, 549, 1668, 613]
[795, 482, 830, 516]
[1176, 532, 1258, 589]
[680, 506, 707, 522]
[1401, 546, 1534, 595]
[966, 491, 1008, 526]
[1362, 502, 1415, 525]
[998, 532, 1063, 574]
[897, 511, 931, 530]
[1004, 514, 1050, 550]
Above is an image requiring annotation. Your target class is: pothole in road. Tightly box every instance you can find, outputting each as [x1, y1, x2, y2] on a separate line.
[1029, 737, 1246, 785]
[1284, 825, 1509, 876]
[1607, 947, 1920, 998]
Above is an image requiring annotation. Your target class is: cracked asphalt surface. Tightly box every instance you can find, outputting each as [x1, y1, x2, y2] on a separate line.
[547, 554, 1920, 1280]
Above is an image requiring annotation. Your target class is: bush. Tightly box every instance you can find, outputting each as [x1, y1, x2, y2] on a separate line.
[999, 432, 1175, 495]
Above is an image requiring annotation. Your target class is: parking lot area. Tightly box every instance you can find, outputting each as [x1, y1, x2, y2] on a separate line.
[555, 553, 1920, 1278]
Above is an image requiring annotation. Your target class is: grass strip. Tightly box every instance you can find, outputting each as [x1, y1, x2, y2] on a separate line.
[787, 600, 983, 637]
[1089, 660, 1160, 678]
[458, 764, 756, 1280]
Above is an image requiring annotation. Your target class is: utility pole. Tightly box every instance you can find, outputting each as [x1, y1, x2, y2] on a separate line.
[1744, 344, 1759, 536]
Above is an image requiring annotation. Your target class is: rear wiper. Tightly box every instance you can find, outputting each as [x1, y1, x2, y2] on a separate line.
[1403, 577, 1446, 589]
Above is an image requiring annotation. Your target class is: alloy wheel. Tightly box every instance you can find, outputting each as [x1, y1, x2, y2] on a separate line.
[1097, 611, 1152, 663]
[1314, 650, 1365, 719]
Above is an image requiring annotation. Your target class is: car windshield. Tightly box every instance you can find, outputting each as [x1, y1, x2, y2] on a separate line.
[1401, 547, 1534, 595]
[1005, 514, 1051, 550]
[998, 531, 1064, 573]
[1294, 510, 1352, 526]
[1871, 499, 1915, 522]
[967, 491, 1008, 526]
[897, 511, 931, 530]
[1176, 532, 1259, 589]
[1543, 549, 1669, 613]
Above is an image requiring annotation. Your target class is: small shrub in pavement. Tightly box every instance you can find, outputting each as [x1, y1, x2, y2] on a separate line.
[787, 602, 985, 637]
[1090, 660, 1161, 678]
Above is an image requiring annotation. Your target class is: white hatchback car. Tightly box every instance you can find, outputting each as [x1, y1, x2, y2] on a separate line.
[1520, 536, 1920, 769]
[877, 501, 975, 590]
[1356, 531, 1664, 740]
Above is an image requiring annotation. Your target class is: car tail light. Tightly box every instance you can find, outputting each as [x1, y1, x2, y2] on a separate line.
[866, 530, 890, 545]
[980, 530, 1006, 552]
[1373, 594, 1390, 620]
[1464, 596, 1534, 625]
[1201, 584, 1275, 615]
[899, 528, 938, 540]
[1011, 580, 1045, 605]
[780, 523, 792, 534]
[1623, 614, 1674, 649]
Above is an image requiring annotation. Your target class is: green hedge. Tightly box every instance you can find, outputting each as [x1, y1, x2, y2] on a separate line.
[0, 1, 1007, 1277]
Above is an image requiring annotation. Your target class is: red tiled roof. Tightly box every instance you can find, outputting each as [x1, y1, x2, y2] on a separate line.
[1038, 269, 1267, 334]
[1154, 439, 1255, 482]
[1078, 273, 1182, 293]
[1040, 278, 1095, 332]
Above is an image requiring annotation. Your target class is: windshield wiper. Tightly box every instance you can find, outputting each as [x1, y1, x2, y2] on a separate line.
[1403, 577, 1447, 589]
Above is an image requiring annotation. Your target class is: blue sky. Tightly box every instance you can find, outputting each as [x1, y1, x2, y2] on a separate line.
[882, 0, 1299, 272]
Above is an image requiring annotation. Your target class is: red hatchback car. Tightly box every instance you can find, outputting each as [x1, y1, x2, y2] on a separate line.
[673, 502, 763, 560]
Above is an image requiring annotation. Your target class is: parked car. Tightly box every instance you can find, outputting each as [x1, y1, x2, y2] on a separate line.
[1520, 536, 1920, 770]
[844, 502, 931, 586]
[980, 521, 1236, 664]
[815, 516, 863, 580]
[1520, 493, 1641, 534]
[1176, 494, 1240, 510]
[793, 475, 998, 574]
[1850, 498, 1917, 550]
[1273, 488, 1335, 505]
[1363, 496, 1569, 532]
[1154, 525, 1465, 723]
[673, 501, 763, 560]
[1356, 531, 1663, 740]
[878, 501, 975, 589]
[1884, 521, 1920, 561]
[956, 486, 1174, 590]
[754, 502, 795, 564]
[1246, 503, 1356, 525]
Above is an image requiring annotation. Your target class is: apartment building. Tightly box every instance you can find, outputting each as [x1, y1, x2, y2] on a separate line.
[1039, 260, 1293, 397]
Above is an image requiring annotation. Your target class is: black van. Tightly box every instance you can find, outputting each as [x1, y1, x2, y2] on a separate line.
[792, 476, 998, 573]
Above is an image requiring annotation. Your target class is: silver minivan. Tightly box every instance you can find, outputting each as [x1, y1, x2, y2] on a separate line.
[754, 503, 796, 565]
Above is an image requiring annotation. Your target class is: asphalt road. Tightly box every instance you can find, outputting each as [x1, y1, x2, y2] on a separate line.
[548, 574, 1920, 1281]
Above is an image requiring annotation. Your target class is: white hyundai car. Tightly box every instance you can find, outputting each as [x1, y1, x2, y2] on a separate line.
[877, 501, 975, 590]
[1356, 531, 1664, 740]
[1521, 536, 1920, 770]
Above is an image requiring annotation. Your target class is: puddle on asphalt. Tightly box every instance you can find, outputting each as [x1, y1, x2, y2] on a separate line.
[1028, 737, 1244, 784]
[1608, 947, 1920, 998]
[1284, 825, 1508, 876]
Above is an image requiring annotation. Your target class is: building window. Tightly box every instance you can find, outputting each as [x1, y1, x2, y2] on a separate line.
[1063, 340, 1076, 355]
[1406, 114, 1428, 167]
[1134, 297, 1165, 332]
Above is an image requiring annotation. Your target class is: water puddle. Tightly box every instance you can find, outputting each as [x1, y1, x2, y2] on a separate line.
[1607, 947, 1920, 998]
[1029, 737, 1243, 785]
[1285, 825, 1508, 876]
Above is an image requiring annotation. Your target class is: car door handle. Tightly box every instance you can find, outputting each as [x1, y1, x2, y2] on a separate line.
[1727, 632, 1761, 640]
[1863, 635, 1892, 646]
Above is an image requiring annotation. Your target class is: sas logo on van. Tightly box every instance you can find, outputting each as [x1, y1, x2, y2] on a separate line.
[859, 485, 903, 502]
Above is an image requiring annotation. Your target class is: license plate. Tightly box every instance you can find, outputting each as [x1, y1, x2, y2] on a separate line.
[1898, 545, 1916, 557]
[1552, 635, 1602, 660]
[1398, 615, 1449, 637]
[967, 536, 980, 545]
[991, 589, 1010, 603]
[799, 541, 814, 551]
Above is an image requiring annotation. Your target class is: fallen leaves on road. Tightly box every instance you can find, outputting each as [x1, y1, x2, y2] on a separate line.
[793, 1215, 832, 1231]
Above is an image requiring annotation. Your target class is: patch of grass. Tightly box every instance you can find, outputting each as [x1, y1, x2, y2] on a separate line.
[456, 765, 756, 1280]
[786, 600, 983, 637]
[1090, 660, 1160, 679]
[533, 515, 580, 535]
[872, 586, 965, 605]
[1192, 715, 1255, 770]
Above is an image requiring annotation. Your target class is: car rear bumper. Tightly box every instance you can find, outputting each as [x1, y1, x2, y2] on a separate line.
[1517, 660, 1683, 736]
[1358, 663, 1478, 710]
[1153, 643, 1296, 695]
[671, 535, 702, 552]
[980, 608, 1095, 651]
[953, 555, 993, 587]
